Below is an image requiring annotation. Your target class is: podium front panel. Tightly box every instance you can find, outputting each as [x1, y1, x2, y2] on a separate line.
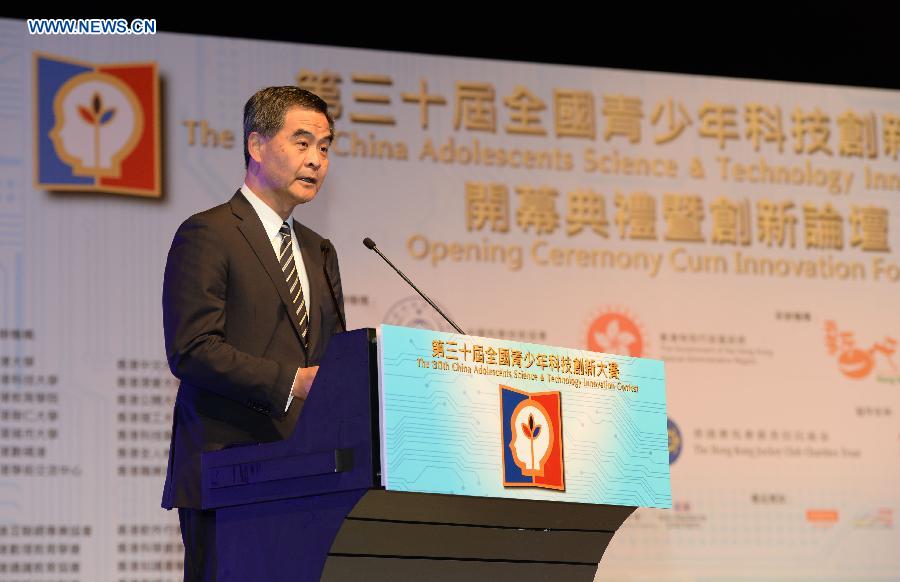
[378, 324, 671, 508]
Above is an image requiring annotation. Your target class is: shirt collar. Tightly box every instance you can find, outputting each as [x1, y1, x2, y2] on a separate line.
[240, 183, 294, 242]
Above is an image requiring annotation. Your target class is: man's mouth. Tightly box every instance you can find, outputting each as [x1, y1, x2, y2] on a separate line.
[298, 176, 317, 184]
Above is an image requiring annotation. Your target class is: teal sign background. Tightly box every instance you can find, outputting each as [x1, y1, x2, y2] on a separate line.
[379, 325, 671, 508]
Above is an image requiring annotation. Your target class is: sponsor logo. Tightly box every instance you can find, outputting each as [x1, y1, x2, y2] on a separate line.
[668, 418, 683, 464]
[852, 508, 893, 529]
[806, 509, 839, 525]
[383, 296, 456, 333]
[586, 307, 646, 357]
[825, 320, 898, 384]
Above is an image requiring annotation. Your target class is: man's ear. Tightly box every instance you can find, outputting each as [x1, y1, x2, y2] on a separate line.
[247, 132, 264, 164]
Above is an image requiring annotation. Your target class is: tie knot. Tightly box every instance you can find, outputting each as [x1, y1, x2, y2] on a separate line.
[279, 221, 291, 236]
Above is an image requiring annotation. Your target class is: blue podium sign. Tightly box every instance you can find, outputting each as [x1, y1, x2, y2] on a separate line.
[379, 325, 671, 508]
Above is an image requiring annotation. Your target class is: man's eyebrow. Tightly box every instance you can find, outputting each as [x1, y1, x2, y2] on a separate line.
[290, 128, 315, 140]
[290, 128, 332, 144]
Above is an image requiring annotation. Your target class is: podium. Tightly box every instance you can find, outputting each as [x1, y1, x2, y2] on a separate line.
[201, 328, 668, 581]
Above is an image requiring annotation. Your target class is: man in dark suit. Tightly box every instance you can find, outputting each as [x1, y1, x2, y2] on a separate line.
[161, 87, 345, 581]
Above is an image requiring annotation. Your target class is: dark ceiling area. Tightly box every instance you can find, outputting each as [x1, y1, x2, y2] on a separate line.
[156, 8, 898, 91]
[7, 9, 898, 90]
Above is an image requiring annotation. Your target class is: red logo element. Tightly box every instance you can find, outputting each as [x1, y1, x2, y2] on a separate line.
[587, 311, 644, 357]
[825, 320, 897, 380]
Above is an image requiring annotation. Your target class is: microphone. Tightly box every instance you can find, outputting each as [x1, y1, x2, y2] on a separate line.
[362, 237, 465, 335]
[320, 239, 347, 333]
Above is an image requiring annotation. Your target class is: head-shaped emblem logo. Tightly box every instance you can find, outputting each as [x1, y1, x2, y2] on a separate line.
[509, 399, 554, 476]
[500, 385, 565, 490]
[35, 53, 161, 197]
[50, 72, 143, 179]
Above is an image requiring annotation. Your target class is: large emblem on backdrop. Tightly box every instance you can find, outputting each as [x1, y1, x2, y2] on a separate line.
[34, 53, 160, 197]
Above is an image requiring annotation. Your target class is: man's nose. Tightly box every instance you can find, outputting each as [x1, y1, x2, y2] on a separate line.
[305, 148, 322, 169]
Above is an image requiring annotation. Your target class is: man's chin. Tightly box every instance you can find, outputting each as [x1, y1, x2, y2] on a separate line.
[290, 186, 318, 204]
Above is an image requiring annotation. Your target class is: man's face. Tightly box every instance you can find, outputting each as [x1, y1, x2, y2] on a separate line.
[252, 107, 332, 208]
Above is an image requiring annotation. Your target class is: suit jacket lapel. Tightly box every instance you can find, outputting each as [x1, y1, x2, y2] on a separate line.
[295, 221, 324, 355]
[230, 191, 308, 353]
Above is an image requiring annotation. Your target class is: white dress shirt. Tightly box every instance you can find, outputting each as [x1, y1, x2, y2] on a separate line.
[240, 183, 310, 411]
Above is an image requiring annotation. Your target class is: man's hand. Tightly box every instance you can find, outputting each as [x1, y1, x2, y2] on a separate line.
[291, 366, 319, 398]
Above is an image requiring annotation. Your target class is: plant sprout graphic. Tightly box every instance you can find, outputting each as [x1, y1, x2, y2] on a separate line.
[510, 401, 553, 475]
[77, 92, 116, 171]
[521, 413, 541, 471]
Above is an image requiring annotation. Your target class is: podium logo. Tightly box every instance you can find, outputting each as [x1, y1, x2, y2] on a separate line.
[34, 53, 161, 197]
[500, 385, 565, 491]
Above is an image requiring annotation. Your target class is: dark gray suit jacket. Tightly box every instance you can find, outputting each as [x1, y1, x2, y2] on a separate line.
[161, 190, 345, 509]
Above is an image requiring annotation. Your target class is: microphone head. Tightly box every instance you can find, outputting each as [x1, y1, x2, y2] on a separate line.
[363, 237, 377, 250]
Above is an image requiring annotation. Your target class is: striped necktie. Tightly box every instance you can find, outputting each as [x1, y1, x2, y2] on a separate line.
[278, 221, 308, 347]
